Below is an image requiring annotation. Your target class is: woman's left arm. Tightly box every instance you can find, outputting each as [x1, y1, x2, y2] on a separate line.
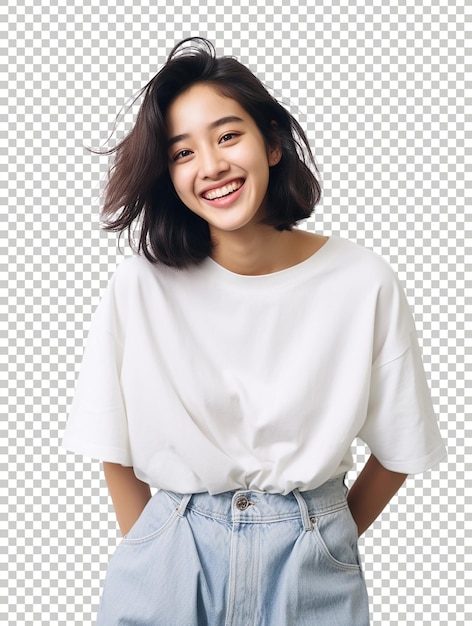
[347, 454, 408, 536]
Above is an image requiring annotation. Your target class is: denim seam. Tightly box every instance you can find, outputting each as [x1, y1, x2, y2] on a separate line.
[166, 491, 348, 522]
[311, 524, 362, 572]
[120, 510, 179, 546]
[307, 502, 349, 518]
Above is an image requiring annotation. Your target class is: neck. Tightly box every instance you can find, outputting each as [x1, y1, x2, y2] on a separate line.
[209, 227, 298, 276]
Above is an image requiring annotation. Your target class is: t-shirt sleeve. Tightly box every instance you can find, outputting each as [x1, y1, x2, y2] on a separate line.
[357, 267, 447, 474]
[62, 273, 132, 466]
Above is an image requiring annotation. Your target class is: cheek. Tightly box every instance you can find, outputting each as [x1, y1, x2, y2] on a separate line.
[245, 143, 271, 179]
[252, 158, 270, 191]
[169, 170, 191, 200]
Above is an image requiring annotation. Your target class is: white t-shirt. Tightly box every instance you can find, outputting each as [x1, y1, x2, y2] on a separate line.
[62, 235, 446, 495]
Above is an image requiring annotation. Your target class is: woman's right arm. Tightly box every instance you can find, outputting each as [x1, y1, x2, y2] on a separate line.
[103, 462, 152, 536]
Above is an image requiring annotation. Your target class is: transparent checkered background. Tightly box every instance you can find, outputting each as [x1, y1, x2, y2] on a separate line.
[2, 0, 469, 624]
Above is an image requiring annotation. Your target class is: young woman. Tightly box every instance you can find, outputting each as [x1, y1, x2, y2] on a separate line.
[63, 37, 446, 625]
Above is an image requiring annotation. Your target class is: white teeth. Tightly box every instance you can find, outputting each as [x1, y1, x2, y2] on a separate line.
[203, 180, 243, 200]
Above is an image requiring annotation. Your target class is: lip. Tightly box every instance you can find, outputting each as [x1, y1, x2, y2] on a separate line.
[200, 178, 246, 208]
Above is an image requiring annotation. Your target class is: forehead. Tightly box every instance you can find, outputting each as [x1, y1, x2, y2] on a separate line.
[166, 83, 250, 134]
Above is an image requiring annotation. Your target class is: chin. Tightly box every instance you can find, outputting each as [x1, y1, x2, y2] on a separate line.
[208, 216, 256, 233]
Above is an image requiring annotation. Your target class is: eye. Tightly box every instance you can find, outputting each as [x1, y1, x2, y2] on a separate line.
[219, 132, 239, 143]
[173, 149, 193, 161]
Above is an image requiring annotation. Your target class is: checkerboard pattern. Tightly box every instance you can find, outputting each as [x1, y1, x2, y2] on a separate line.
[3, 0, 469, 624]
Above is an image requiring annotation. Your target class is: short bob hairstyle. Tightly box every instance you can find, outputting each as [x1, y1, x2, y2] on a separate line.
[99, 37, 322, 268]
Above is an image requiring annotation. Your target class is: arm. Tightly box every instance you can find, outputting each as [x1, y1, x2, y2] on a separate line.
[347, 454, 407, 536]
[103, 462, 152, 536]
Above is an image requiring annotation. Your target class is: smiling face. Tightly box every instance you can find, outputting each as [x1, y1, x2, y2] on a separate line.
[166, 83, 281, 239]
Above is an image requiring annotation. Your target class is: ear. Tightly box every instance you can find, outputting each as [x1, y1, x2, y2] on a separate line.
[268, 144, 282, 166]
[268, 120, 282, 166]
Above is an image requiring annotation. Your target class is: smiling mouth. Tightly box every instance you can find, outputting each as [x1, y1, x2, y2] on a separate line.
[202, 179, 245, 201]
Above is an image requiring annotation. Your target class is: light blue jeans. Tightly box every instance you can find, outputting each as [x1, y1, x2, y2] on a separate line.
[96, 475, 369, 625]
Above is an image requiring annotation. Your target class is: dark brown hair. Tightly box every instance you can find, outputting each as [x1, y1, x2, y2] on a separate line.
[98, 37, 322, 268]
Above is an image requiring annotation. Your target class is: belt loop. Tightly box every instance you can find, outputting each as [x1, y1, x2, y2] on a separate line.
[292, 488, 313, 531]
[175, 494, 192, 518]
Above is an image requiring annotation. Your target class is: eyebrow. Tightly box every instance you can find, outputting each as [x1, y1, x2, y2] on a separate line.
[167, 116, 244, 147]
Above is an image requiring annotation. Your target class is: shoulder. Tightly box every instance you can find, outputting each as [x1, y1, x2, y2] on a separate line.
[98, 254, 178, 319]
[328, 237, 417, 362]
[329, 236, 400, 291]
[329, 237, 413, 335]
[113, 253, 158, 280]
[110, 253, 179, 291]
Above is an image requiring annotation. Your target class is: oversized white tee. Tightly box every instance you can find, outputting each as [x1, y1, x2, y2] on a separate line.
[62, 235, 446, 494]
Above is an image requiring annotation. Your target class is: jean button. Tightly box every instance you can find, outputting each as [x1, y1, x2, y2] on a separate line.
[236, 496, 249, 511]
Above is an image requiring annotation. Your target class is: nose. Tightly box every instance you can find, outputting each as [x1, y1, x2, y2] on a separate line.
[198, 146, 230, 179]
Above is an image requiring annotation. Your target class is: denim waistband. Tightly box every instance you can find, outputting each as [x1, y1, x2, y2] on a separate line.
[165, 474, 348, 530]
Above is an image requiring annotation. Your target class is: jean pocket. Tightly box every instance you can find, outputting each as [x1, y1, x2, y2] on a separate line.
[311, 505, 361, 571]
[121, 491, 179, 545]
